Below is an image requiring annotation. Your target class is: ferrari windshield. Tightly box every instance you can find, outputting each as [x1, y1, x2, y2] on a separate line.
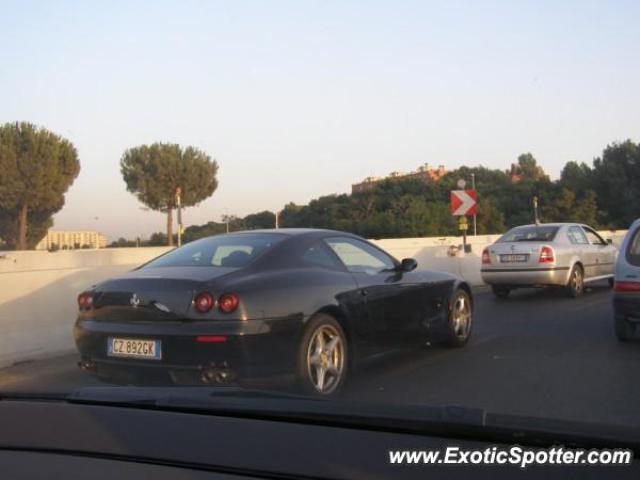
[143, 233, 285, 269]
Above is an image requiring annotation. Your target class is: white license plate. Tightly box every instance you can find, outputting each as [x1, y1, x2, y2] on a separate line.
[107, 337, 161, 360]
[500, 254, 528, 263]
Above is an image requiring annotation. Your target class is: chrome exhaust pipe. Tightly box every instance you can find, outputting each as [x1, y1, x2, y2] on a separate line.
[78, 360, 96, 371]
[201, 367, 235, 384]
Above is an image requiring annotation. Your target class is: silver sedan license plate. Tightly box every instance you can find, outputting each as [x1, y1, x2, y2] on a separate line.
[108, 337, 162, 360]
[500, 254, 528, 263]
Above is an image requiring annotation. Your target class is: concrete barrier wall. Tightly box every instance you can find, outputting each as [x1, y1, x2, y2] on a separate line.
[0, 247, 172, 367]
[372, 236, 501, 286]
[0, 230, 628, 367]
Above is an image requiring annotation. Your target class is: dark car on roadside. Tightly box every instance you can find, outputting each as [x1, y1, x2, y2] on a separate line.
[74, 229, 472, 395]
[613, 219, 640, 341]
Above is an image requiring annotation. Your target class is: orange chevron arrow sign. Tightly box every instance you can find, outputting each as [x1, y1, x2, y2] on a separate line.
[450, 189, 477, 216]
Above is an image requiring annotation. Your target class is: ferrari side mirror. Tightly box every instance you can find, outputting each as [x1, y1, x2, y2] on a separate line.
[400, 258, 418, 272]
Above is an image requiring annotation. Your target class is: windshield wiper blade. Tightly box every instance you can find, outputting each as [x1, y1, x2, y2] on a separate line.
[0, 391, 69, 401]
[68, 386, 488, 431]
[68, 385, 316, 405]
[67, 387, 640, 453]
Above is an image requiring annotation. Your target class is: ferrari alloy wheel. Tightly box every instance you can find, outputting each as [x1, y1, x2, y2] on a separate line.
[445, 289, 473, 348]
[298, 314, 348, 396]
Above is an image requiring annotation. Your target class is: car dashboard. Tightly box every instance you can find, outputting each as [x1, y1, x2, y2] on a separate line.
[0, 396, 638, 479]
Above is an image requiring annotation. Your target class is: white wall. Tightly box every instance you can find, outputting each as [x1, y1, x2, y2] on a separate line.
[373, 235, 501, 286]
[0, 247, 172, 367]
[0, 230, 628, 368]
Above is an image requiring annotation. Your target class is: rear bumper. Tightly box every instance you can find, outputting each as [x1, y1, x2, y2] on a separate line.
[480, 266, 570, 286]
[613, 294, 640, 323]
[73, 315, 305, 385]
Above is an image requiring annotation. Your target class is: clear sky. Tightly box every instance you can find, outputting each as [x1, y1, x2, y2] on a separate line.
[1, 0, 639, 240]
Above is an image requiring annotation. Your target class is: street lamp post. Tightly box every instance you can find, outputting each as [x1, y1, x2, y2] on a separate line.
[471, 173, 477, 236]
[175, 187, 183, 247]
[221, 207, 230, 234]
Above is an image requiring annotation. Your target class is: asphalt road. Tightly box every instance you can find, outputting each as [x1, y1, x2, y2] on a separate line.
[2, 282, 639, 427]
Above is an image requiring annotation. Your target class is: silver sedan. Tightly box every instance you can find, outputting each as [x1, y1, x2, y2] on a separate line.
[481, 223, 617, 298]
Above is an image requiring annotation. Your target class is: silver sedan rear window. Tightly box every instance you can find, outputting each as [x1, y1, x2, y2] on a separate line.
[498, 226, 559, 243]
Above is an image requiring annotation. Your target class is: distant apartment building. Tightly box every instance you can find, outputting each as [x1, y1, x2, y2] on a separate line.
[35, 230, 108, 250]
[351, 163, 447, 194]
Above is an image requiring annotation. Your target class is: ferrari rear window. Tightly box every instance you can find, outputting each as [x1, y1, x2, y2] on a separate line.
[143, 233, 286, 268]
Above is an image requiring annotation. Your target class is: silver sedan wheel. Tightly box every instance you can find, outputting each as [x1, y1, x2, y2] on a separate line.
[306, 324, 345, 395]
[452, 293, 472, 339]
[571, 267, 584, 294]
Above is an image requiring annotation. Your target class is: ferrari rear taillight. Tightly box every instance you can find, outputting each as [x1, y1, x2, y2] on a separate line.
[77, 292, 93, 310]
[481, 248, 491, 264]
[194, 292, 214, 313]
[538, 246, 555, 263]
[196, 335, 228, 343]
[218, 293, 239, 313]
[614, 281, 640, 292]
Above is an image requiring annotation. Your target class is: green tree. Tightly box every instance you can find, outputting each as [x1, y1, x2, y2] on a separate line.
[0, 122, 80, 250]
[559, 161, 593, 197]
[476, 197, 506, 234]
[220, 214, 243, 233]
[179, 144, 633, 239]
[120, 143, 218, 246]
[573, 190, 599, 227]
[244, 210, 276, 230]
[540, 188, 599, 227]
[509, 153, 548, 182]
[279, 202, 304, 228]
[147, 231, 172, 246]
[183, 221, 227, 243]
[0, 205, 58, 249]
[590, 140, 640, 228]
[108, 237, 137, 248]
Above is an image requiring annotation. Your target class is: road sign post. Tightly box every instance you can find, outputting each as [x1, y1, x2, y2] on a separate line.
[451, 189, 477, 253]
[471, 173, 477, 236]
[459, 216, 469, 251]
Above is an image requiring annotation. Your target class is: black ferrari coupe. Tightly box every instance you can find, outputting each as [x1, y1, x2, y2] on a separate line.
[74, 229, 473, 395]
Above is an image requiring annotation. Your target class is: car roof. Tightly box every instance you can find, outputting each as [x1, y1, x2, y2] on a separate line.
[219, 228, 357, 237]
[510, 223, 581, 229]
